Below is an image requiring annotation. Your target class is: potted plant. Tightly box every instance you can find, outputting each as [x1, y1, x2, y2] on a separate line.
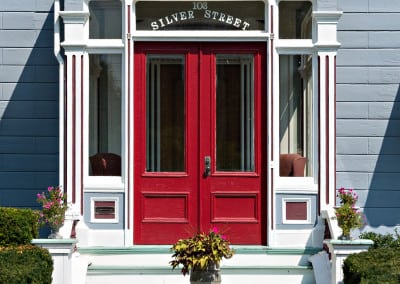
[170, 227, 234, 283]
[335, 187, 363, 240]
[36, 186, 68, 239]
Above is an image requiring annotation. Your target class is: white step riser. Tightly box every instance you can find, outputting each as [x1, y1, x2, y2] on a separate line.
[86, 270, 315, 284]
[79, 248, 318, 284]
[83, 253, 312, 267]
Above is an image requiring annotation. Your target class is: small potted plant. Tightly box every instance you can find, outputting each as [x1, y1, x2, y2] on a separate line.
[170, 227, 234, 283]
[36, 186, 68, 239]
[335, 187, 363, 240]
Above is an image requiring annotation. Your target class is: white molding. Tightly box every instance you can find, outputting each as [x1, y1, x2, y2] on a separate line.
[133, 30, 270, 42]
[84, 177, 125, 191]
[275, 39, 314, 51]
[59, 11, 90, 23]
[275, 177, 317, 193]
[282, 198, 312, 224]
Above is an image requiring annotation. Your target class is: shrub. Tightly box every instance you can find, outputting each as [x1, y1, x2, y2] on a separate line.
[343, 247, 400, 284]
[0, 245, 53, 284]
[0, 207, 39, 246]
[359, 230, 400, 249]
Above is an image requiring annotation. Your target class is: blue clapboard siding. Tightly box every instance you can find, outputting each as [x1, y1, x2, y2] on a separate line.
[0, 0, 58, 208]
[337, 0, 400, 229]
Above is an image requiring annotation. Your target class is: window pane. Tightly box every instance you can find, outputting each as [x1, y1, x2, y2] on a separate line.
[146, 56, 185, 172]
[279, 1, 312, 39]
[279, 54, 313, 177]
[89, 54, 122, 176]
[89, 0, 122, 39]
[136, 1, 264, 31]
[216, 55, 254, 172]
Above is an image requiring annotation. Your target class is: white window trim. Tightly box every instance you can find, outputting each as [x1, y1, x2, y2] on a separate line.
[282, 197, 312, 225]
[90, 196, 119, 223]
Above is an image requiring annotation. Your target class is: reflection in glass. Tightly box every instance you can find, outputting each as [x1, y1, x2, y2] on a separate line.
[89, 54, 122, 176]
[216, 55, 254, 172]
[279, 1, 312, 39]
[279, 54, 313, 177]
[146, 56, 185, 172]
[89, 0, 122, 39]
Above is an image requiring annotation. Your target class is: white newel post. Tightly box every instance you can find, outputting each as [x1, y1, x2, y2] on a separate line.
[325, 239, 373, 284]
[32, 239, 78, 284]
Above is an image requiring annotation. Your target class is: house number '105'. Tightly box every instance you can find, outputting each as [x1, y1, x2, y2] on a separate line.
[193, 2, 208, 10]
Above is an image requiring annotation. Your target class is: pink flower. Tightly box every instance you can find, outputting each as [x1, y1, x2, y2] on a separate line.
[212, 226, 219, 233]
[48, 186, 53, 192]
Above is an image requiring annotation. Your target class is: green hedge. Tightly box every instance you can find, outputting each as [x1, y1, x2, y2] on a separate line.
[359, 231, 400, 249]
[343, 247, 400, 284]
[0, 245, 53, 284]
[0, 207, 39, 246]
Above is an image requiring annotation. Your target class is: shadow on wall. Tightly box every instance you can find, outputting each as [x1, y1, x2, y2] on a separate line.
[364, 85, 400, 230]
[0, 2, 59, 209]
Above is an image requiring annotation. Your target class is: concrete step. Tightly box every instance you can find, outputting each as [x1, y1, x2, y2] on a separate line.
[78, 246, 319, 284]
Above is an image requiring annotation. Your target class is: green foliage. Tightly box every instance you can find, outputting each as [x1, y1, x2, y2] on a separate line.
[170, 227, 234, 276]
[343, 247, 400, 284]
[0, 245, 53, 284]
[359, 230, 400, 249]
[0, 207, 39, 246]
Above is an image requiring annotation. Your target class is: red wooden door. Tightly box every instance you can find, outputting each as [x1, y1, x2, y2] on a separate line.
[134, 43, 266, 245]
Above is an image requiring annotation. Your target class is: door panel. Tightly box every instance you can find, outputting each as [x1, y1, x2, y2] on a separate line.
[134, 43, 266, 244]
[199, 45, 266, 244]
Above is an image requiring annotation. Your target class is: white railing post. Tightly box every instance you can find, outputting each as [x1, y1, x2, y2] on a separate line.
[32, 239, 78, 284]
[325, 239, 373, 284]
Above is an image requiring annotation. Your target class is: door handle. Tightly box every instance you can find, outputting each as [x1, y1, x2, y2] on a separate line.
[204, 156, 211, 177]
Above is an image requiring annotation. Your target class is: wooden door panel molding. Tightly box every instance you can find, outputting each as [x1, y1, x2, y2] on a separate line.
[141, 192, 190, 223]
[211, 192, 259, 222]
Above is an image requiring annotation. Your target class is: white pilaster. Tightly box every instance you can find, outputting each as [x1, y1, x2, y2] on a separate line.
[325, 239, 373, 284]
[314, 10, 341, 210]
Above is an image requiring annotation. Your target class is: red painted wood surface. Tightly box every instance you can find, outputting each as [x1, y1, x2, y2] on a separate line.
[134, 43, 266, 245]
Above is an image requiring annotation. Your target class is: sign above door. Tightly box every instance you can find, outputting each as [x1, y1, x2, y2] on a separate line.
[136, 1, 265, 31]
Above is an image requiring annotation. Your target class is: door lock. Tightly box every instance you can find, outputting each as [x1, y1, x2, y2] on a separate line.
[204, 156, 211, 177]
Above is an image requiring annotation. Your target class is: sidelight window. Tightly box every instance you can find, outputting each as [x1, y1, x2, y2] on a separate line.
[89, 0, 122, 39]
[279, 54, 313, 177]
[88, 54, 122, 176]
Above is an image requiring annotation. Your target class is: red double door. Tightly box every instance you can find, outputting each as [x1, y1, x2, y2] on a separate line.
[134, 42, 266, 244]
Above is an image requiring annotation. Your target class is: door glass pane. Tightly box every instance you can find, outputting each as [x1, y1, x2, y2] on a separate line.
[146, 55, 185, 172]
[216, 55, 254, 172]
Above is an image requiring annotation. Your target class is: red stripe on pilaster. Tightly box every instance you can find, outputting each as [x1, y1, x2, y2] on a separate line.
[334, 56, 337, 200]
[72, 55, 76, 204]
[317, 56, 321, 214]
[270, 5, 274, 230]
[325, 56, 330, 206]
[81, 55, 84, 215]
[127, 5, 131, 230]
[64, 58, 68, 193]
